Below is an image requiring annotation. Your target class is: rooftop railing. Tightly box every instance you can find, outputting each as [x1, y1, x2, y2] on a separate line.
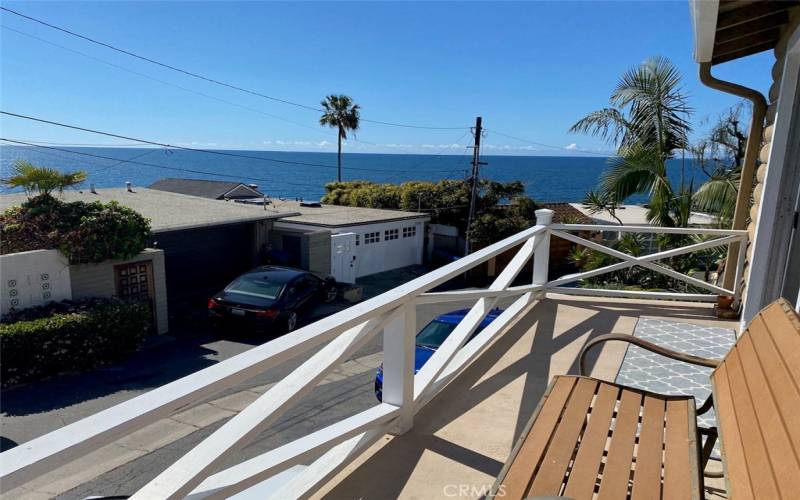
[0, 209, 747, 499]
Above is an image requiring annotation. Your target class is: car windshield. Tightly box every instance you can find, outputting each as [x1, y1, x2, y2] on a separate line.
[415, 320, 457, 349]
[225, 276, 283, 299]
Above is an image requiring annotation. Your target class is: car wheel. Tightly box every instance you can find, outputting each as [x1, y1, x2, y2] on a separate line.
[286, 311, 298, 332]
[324, 286, 337, 303]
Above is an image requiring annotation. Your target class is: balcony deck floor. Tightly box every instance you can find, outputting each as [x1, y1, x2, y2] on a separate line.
[314, 293, 736, 500]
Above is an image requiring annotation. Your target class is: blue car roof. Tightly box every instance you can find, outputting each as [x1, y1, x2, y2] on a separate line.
[434, 308, 502, 327]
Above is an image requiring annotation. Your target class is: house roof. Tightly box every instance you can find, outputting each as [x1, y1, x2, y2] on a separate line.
[539, 203, 594, 225]
[692, 0, 799, 64]
[0, 188, 294, 233]
[148, 178, 263, 199]
[569, 203, 717, 227]
[261, 200, 430, 228]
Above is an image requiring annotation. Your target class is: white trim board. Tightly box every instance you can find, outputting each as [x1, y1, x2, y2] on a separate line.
[743, 24, 800, 329]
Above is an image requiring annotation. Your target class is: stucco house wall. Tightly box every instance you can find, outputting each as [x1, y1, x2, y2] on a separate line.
[70, 248, 168, 334]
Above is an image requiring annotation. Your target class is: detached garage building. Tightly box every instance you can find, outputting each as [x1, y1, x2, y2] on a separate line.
[268, 201, 430, 283]
[0, 188, 293, 315]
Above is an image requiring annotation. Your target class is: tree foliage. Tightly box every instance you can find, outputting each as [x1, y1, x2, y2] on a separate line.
[320, 94, 360, 181]
[1, 194, 152, 264]
[1, 161, 87, 196]
[570, 56, 692, 227]
[322, 179, 539, 247]
[691, 103, 749, 225]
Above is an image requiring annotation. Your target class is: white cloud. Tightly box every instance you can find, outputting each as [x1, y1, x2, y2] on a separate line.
[565, 143, 578, 150]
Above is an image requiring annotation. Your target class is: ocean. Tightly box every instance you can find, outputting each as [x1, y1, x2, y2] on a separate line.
[0, 145, 706, 204]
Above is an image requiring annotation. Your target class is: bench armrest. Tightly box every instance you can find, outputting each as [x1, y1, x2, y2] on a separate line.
[579, 333, 721, 377]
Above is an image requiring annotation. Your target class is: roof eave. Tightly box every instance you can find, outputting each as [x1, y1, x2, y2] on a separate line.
[691, 0, 720, 63]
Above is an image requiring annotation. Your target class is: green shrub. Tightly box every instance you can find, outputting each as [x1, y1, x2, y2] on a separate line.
[0, 298, 150, 386]
[0, 193, 151, 264]
[322, 179, 539, 245]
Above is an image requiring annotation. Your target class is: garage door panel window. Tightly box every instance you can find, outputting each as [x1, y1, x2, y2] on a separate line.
[402, 226, 416, 238]
[385, 229, 399, 241]
[364, 232, 380, 244]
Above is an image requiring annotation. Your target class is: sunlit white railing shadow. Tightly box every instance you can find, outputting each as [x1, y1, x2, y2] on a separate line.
[0, 209, 747, 499]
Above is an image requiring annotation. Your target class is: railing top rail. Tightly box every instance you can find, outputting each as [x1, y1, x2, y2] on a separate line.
[550, 223, 748, 236]
[0, 223, 548, 491]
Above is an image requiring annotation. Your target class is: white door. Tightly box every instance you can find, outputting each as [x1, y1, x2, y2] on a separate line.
[331, 232, 357, 284]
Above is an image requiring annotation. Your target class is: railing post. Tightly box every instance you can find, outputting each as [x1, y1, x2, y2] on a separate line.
[382, 303, 416, 435]
[532, 209, 553, 299]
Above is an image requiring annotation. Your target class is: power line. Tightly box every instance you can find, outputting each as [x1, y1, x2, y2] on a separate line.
[484, 128, 614, 156]
[0, 138, 325, 190]
[2, 23, 458, 160]
[1, 7, 469, 131]
[1, 25, 336, 138]
[0, 111, 461, 174]
[0, 137, 149, 147]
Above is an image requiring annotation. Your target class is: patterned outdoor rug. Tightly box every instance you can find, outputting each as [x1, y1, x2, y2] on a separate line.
[614, 317, 736, 458]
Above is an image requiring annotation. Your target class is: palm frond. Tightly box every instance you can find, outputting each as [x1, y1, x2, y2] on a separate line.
[568, 108, 632, 145]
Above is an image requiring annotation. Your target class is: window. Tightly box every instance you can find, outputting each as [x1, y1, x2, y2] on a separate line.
[355, 234, 360, 246]
[364, 232, 380, 244]
[402, 226, 416, 238]
[385, 228, 399, 241]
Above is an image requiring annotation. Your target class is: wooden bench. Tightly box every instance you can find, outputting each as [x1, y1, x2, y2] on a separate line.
[488, 298, 800, 500]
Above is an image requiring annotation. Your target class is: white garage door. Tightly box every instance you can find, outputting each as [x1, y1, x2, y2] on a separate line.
[350, 222, 423, 278]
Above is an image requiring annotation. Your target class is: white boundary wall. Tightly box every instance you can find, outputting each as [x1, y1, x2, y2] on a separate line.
[0, 249, 72, 315]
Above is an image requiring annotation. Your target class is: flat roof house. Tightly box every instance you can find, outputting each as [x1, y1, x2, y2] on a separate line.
[569, 203, 717, 227]
[0, 187, 294, 316]
[266, 200, 430, 283]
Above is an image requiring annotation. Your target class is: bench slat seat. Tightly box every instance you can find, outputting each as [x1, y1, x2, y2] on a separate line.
[711, 299, 800, 500]
[494, 375, 702, 500]
[490, 298, 800, 500]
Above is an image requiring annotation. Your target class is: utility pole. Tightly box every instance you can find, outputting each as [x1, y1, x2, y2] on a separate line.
[465, 116, 484, 256]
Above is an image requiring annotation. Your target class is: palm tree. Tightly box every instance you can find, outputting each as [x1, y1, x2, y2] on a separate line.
[1, 160, 87, 197]
[319, 94, 360, 182]
[570, 57, 692, 226]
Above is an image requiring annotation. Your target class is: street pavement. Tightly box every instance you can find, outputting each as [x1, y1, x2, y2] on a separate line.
[1, 266, 459, 499]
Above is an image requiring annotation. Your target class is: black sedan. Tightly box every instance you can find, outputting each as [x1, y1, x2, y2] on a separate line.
[208, 266, 337, 334]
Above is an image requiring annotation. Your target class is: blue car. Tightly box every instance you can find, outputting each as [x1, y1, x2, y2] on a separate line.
[374, 308, 503, 401]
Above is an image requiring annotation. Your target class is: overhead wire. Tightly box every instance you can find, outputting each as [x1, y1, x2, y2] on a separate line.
[484, 128, 613, 156]
[0, 138, 325, 191]
[0, 7, 469, 130]
[0, 111, 463, 174]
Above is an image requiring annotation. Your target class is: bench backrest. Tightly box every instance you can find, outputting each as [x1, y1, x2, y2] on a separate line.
[711, 298, 800, 499]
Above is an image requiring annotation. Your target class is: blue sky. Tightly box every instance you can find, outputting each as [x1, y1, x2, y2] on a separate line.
[0, 1, 774, 156]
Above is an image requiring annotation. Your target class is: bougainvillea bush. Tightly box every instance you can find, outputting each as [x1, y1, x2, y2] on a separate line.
[0, 193, 151, 264]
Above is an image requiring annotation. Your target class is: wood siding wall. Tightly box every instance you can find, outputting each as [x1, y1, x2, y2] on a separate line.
[742, 11, 800, 305]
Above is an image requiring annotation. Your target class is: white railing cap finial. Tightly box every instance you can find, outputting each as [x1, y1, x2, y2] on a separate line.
[535, 208, 554, 226]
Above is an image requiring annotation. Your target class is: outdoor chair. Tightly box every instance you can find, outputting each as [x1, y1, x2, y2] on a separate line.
[488, 298, 800, 500]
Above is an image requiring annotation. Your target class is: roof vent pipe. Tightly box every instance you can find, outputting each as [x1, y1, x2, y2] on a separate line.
[698, 62, 767, 291]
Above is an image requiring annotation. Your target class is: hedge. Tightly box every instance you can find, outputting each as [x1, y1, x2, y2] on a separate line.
[0, 193, 152, 264]
[0, 298, 151, 387]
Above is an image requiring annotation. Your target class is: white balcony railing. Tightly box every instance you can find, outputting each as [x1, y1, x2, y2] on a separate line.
[0, 210, 748, 499]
